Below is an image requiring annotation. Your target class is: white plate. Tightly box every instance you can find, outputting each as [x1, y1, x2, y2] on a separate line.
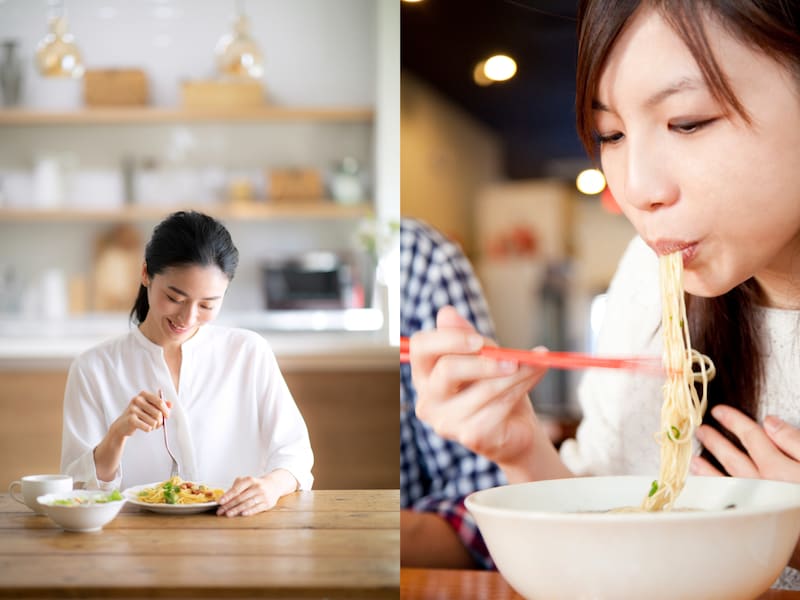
[123, 481, 223, 514]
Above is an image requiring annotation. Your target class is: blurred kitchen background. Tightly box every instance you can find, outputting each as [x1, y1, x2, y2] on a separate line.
[401, 0, 637, 438]
[0, 0, 399, 491]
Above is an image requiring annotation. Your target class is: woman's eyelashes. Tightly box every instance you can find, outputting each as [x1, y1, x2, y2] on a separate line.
[668, 117, 717, 134]
[596, 130, 624, 145]
[594, 117, 719, 145]
[165, 293, 213, 310]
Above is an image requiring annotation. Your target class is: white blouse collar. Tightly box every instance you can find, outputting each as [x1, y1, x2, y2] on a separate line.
[130, 323, 209, 354]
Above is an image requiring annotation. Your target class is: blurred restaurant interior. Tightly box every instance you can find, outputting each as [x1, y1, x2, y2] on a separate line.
[401, 0, 637, 436]
[0, 0, 399, 491]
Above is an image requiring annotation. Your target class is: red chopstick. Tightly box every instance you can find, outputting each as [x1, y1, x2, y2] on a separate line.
[399, 336, 662, 374]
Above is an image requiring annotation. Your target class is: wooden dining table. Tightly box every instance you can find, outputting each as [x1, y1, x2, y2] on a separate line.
[0, 490, 399, 599]
[401, 567, 800, 599]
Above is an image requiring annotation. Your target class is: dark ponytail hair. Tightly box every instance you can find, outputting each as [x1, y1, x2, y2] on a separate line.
[130, 211, 239, 324]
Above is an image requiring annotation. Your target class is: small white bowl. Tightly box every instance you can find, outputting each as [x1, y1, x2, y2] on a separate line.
[466, 476, 800, 600]
[36, 490, 126, 532]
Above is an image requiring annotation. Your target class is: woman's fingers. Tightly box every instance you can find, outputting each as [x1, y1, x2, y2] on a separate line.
[409, 305, 549, 467]
[708, 405, 800, 477]
[763, 415, 800, 462]
[409, 328, 484, 382]
[423, 353, 524, 399]
[419, 368, 542, 464]
[217, 477, 276, 517]
[418, 360, 537, 426]
[455, 381, 539, 463]
[699, 406, 800, 482]
[695, 422, 759, 478]
[690, 454, 725, 476]
[118, 390, 173, 435]
[135, 397, 161, 423]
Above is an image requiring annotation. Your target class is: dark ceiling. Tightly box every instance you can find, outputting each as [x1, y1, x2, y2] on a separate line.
[401, 0, 588, 180]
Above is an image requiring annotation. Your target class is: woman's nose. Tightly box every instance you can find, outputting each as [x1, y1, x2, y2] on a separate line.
[621, 149, 679, 211]
[179, 303, 198, 324]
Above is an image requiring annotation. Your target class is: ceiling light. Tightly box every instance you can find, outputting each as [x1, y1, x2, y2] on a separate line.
[216, 1, 264, 79]
[472, 61, 492, 87]
[576, 168, 606, 195]
[483, 54, 516, 82]
[35, 1, 84, 79]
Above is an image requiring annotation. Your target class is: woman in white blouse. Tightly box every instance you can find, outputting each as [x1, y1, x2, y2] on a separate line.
[61, 211, 313, 517]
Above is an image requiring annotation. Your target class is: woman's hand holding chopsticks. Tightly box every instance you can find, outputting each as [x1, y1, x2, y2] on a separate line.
[408, 306, 573, 484]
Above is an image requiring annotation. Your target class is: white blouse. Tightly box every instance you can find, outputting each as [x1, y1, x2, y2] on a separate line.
[61, 324, 314, 492]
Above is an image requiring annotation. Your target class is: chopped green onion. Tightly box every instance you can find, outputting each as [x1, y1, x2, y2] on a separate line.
[669, 426, 680, 440]
[648, 480, 659, 497]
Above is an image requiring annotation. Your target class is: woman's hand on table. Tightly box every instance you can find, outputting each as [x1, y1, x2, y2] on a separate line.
[410, 306, 568, 483]
[217, 469, 299, 517]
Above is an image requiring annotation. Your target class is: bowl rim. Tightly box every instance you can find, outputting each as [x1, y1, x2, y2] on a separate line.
[36, 490, 127, 508]
[465, 475, 800, 523]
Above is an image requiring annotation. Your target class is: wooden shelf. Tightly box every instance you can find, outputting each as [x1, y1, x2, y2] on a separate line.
[0, 106, 374, 125]
[0, 202, 373, 222]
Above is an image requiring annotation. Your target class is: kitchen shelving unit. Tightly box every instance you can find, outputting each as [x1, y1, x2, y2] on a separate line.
[0, 106, 373, 125]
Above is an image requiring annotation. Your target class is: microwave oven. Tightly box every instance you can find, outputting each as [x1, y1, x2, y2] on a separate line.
[261, 252, 359, 310]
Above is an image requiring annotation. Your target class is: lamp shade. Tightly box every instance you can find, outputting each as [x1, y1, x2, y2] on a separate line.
[35, 15, 84, 78]
[215, 14, 264, 79]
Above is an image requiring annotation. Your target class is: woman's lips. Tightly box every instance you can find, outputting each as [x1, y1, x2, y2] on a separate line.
[167, 319, 190, 334]
[649, 240, 699, 266]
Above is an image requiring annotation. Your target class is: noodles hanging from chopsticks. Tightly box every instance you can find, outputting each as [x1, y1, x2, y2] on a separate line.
[642, 251, 715, 511]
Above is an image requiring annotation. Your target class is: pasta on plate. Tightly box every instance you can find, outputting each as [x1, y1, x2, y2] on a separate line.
[135, 476, 224, 505]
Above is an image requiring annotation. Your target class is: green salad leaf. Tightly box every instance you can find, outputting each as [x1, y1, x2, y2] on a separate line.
[163, 481, 178, 504]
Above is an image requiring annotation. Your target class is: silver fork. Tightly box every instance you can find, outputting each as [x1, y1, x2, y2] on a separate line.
[159, 389, 180, 478]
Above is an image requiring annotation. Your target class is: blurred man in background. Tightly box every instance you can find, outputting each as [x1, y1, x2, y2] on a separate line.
[400, 217, 506, 569]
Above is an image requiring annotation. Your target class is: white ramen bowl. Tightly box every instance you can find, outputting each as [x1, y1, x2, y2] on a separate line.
[465, 476, 800, 600]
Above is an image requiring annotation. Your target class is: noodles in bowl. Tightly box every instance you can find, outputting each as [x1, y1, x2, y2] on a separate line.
[466, 476, 800, 600]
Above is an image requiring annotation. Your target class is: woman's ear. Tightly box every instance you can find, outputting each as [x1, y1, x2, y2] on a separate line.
[141, 262, 149, 288]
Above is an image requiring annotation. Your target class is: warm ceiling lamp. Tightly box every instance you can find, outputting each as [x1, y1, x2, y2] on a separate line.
[35, 1, 85, 78]
[473, 54, 517, 86]
[576, 168, 607, 195]
[484, 55, 516, 81]
[215, 1, 264, 79]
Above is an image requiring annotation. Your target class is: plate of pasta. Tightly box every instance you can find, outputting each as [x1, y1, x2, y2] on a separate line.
[123, 477, 225, 514]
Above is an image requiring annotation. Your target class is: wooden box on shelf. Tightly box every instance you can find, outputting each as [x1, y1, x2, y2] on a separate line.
[84, 69, 148, 106]
[181, 79, 264, 109]
[267, 168, 324, 202]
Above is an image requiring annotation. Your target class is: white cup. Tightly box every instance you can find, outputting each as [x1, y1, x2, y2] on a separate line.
[9, 474, 73, 514]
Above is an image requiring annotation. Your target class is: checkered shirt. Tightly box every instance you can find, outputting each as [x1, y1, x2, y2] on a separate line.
[400, 218, 507, 570]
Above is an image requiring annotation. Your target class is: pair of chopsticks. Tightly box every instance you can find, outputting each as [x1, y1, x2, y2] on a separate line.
[399, 336, 663, 374]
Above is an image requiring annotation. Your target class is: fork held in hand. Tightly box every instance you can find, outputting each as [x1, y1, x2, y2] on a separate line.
[159, 389, 180, 478]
